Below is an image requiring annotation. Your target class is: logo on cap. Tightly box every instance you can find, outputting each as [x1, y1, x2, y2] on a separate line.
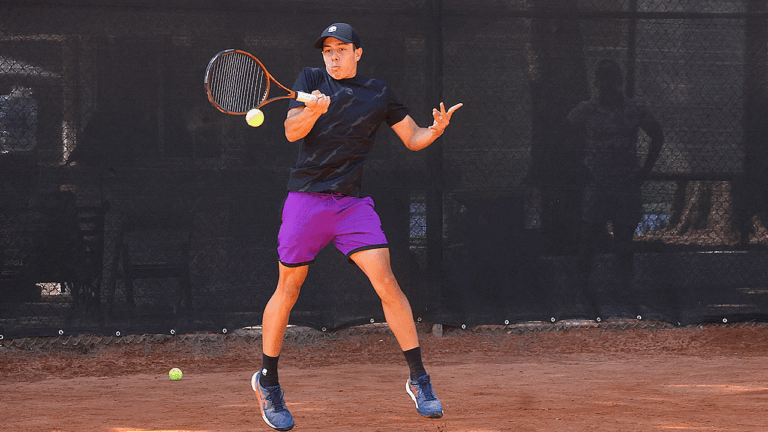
[328, 26, 337, 33]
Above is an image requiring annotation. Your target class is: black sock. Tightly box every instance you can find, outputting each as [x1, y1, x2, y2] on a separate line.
[403, 347, 427, 380]
[260, 353, 280, 387]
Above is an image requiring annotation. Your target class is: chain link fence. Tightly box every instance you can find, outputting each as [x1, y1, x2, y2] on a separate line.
[1, 0, 767, 339]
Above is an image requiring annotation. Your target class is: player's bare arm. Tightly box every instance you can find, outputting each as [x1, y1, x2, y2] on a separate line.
[392, 102, 463, 151]
[284, 90, 331, 142]
[638, 117, 664, 179]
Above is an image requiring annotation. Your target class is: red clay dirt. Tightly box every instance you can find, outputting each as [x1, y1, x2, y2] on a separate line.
[2, 321, 767, 431]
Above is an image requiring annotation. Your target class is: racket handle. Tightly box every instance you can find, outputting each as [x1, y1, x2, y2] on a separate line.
[295, 91, 316, 103]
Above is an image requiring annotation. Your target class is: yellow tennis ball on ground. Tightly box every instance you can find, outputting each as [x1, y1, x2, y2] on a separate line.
[246, 108, 264, 127]
[169, 367, 183, 380]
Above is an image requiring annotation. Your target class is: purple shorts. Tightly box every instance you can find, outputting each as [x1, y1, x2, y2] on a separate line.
[277, 191, 388, 267]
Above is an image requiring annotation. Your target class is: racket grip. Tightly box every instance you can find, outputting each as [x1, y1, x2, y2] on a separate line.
[295, 91, 316, 103]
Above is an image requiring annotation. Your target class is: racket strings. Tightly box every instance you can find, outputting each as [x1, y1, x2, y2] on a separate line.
[208, 52, 269, 113]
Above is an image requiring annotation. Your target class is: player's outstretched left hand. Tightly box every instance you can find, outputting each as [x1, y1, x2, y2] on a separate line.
[429, 102, 463, 136]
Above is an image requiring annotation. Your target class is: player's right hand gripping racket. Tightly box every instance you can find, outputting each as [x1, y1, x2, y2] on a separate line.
[204, 49, 314, 115]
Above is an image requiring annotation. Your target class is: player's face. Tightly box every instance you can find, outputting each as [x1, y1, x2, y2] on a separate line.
[322, 38, 362, 80]
[596, 77, 623, 100]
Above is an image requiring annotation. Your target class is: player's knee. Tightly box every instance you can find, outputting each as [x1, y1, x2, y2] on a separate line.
[274, 277, 304, 303]
[368, 271, 399, 297]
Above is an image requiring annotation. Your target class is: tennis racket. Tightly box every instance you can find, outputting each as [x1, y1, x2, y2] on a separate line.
[204, 49, 314, 115]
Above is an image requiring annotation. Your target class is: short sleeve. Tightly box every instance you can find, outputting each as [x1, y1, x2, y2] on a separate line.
[288, 68, 317, 111]
[384, 85, 410, 127]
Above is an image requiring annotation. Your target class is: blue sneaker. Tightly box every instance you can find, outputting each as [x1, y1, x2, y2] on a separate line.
[251, 372, 294, 431]
[406, 374, 444, 418]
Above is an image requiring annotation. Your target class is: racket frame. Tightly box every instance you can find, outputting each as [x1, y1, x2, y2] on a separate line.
[204, 49, 313, 115]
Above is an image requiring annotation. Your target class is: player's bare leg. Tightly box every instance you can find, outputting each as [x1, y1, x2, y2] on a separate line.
[576, 221, 602, 318]
[253, 263, 307, 431]
[350, 248, 418, 350]
[613, 222, 638, 316]
[262, 263, 308, 356]
[351, 247, 443, 418]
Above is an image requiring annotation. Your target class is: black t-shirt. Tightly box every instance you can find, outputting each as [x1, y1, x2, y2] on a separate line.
[286, 67, 409, 197]
[567, 98, 657, 183]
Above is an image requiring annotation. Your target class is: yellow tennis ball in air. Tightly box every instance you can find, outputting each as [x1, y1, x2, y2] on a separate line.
[169, 367, 183, 381]
[246, 108, 264, 127]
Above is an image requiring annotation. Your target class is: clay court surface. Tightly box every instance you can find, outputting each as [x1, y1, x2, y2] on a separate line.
[2, 321, 768, 432]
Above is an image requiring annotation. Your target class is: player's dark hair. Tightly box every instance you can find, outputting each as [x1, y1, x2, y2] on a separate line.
[594, 58, 623, 89]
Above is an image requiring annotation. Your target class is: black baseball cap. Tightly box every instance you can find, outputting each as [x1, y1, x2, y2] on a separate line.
[314, 23, 361, 49]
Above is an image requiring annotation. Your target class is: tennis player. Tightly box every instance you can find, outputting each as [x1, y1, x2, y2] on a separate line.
[250, 23, 462, 431]
[567, 58, 663, 318]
